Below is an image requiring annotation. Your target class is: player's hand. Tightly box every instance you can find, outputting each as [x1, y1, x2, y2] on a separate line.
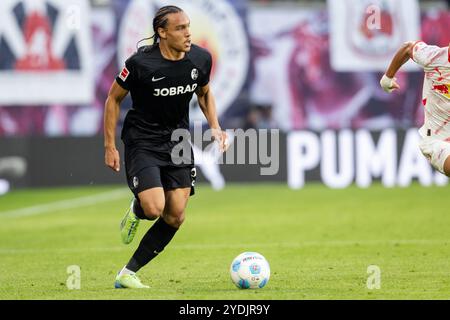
[105, 147, 120, 172]
[211, 128, 229, 153]
[380, 74, 400, 93]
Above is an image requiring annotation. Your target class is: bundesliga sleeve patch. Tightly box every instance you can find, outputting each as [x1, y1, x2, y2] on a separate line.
[119, 66, 130, 81]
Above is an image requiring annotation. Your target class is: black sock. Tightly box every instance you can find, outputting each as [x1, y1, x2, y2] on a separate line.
[126, 218, 178, 273]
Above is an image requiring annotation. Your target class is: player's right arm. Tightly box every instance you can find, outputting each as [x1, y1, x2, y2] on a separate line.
[380, 41, 416, 93]
[104, 81, 128, 172]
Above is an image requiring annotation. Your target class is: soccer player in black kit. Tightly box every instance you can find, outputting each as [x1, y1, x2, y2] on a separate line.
[104, 6, 227, 289]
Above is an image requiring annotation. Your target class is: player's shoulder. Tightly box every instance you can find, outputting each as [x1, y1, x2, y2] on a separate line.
[187, 44, 212, 74]
[126, 45, 159, 66]
[410, 40, 445, 55]
[137, 44, 160, 56]
[411, 40, 449, 65]
[411, 40, 428, 50]
[188, 44, 212, 62]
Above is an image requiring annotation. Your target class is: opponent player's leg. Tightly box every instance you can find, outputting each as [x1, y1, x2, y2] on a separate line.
[444, 156, 450, 177]
[419, 138, 450, 177]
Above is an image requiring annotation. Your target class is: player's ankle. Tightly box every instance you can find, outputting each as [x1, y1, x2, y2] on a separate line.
[119, 266, 136, 276]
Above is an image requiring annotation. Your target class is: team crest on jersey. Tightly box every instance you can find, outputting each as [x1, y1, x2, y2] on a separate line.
[119, 67, 130, 81]
[191, 68, 198, 80]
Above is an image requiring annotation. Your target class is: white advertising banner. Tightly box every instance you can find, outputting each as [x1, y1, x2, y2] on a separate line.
[0, 0, 94, 105]
[328, 0, 421, 71]
[287, 129, 448, 189]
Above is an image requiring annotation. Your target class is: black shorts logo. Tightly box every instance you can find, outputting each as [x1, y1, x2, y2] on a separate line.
[132, 176, 139, 189]
[191, 168, 196, 187]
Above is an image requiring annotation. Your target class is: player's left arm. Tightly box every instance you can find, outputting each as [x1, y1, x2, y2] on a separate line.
[196, 84, 228, 151]
[380, 41, 416, 93]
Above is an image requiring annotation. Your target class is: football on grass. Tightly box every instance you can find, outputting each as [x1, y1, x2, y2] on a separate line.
[230, 252, 270, 289]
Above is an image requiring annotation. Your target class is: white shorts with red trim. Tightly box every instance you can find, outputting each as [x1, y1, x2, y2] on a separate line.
[419, 136, 450, 175]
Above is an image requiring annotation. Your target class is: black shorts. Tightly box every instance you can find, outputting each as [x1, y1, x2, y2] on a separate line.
[124, 144, 196, 197]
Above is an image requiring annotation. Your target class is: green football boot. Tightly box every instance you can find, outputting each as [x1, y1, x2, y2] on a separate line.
[120, 198, 140, 244]
[114, 273, 149, 289]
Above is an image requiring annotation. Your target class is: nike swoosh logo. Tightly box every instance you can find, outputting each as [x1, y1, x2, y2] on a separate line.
[152, 76, 166, 82]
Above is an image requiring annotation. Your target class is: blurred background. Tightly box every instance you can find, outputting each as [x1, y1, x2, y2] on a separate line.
[0, 0, 449, 194]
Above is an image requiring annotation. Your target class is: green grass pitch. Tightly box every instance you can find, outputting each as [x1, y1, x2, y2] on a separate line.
[1, 183, 450, 300]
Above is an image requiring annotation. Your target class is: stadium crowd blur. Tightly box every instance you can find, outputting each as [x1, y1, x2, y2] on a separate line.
[0, 0, 448, 136]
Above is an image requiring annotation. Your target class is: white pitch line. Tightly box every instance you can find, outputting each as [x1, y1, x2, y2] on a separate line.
[0, 188, 130, 218]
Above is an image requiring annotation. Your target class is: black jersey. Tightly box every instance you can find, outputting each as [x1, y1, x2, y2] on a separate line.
[116, 44, 212, 151]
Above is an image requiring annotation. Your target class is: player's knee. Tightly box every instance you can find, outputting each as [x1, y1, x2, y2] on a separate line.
[444, 156, 450, 177]
[140, 200, 164, 220]
[164, 211, 185, 229]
